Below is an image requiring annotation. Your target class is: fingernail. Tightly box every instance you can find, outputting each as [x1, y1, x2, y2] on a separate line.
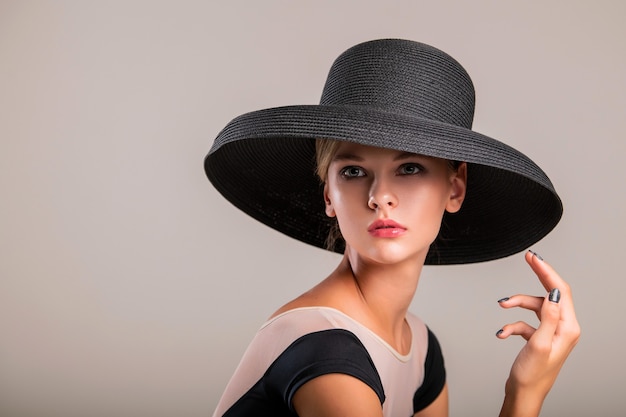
[549, 288, 561, 303]
[496, 329, 504, 337]
[528, 250, 544, 261]
[497, 297, 510, 303]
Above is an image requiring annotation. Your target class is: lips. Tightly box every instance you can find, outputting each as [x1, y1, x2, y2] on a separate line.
[368, 219, 407, 237]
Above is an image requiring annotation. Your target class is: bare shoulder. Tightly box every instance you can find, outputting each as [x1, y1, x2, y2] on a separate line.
[268, 285, 333, 319]
[293, 373, 383, 417]
[269, 297, 310, 319]
[268, 272, 352, 319]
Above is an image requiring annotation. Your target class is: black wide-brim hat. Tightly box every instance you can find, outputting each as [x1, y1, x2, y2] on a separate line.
[204, 39, 562, 264]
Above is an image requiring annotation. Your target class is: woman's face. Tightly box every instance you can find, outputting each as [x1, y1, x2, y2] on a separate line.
[323, 142, 467, 265]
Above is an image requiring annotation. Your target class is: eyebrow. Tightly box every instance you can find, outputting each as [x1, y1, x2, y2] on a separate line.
[332, 153, 363, 162]
[332, 151, 420, 162]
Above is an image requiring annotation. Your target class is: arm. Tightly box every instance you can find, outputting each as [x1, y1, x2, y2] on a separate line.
[497, 251, 581, 417]
[414, 327, 449, 417]
[293, 374, 384, 417]
[414, 383, 448, 417]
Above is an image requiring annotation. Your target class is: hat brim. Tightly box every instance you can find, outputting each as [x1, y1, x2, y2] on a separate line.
[205, 104, 562, 264]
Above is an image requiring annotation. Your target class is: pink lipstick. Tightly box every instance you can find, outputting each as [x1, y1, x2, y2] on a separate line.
[367, 219, 407, 238]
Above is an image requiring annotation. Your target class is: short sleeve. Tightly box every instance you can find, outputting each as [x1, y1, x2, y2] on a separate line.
[265, 329, 386, 411]
[412, 327, 446, 413]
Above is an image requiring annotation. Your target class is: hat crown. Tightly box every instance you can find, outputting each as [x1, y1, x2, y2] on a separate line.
[320, 39, 476, 129]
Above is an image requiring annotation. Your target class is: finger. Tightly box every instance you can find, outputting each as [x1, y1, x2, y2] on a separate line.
[525, 250, 567, 293]
[527, 290, 561, 351]
[525, 251, 577, 323]
[496, 321, 536, 341]
[498, 294, 544, 317]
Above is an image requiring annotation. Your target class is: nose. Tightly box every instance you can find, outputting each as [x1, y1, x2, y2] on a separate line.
[367, 178, 398, 210]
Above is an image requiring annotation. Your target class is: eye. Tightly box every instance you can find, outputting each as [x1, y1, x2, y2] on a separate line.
[398, 163, 424, 175]
[339, 166, 366, 178]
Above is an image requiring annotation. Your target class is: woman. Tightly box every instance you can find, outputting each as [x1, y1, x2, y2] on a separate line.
[204, 39, 580, 416]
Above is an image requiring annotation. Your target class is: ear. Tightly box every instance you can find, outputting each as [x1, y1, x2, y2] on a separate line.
[445, 162, 467, 214]
[323, 183, 336, 217]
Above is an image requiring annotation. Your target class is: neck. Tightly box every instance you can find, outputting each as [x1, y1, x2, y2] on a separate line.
[334, 248, 425, 351]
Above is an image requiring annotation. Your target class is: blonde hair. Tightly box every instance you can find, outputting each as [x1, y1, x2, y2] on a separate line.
[315, 138, 344, 251]
[315, 138, 342, 182]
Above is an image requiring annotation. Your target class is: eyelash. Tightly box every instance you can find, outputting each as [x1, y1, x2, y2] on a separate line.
[398, 163, 424, 175]
[339, 166, 366, 178]
[339, 163, 425, 178]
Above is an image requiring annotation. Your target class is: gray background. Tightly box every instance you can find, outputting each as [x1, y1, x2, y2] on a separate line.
[1, 1, 624, 416]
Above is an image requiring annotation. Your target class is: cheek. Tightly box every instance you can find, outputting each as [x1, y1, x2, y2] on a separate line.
[326, 183, 368, 226]
[327, 187, 353, 217]
[398, 185, 449, 221]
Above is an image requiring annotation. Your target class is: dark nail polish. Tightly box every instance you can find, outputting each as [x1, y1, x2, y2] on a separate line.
[549, 288, 561, 303]
[528, 250, 544, 261]
[496, 329, 504, 337]
[497, 297, 510, 303]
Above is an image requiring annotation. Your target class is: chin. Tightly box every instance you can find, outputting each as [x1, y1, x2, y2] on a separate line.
[350, 241, 427, 266]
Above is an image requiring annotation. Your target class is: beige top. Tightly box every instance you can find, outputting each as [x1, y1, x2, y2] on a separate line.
[213, 307, 432, 417]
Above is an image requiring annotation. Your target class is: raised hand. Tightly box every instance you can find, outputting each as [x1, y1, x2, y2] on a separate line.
[496, 251, 580, 417]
